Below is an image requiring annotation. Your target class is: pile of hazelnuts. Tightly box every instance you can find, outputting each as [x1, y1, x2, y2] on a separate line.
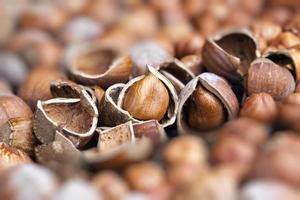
[1, 0, 300, 199]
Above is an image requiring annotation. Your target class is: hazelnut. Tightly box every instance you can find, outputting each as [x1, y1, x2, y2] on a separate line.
[0, 164, 59, 200]
[92, 171, 129, 200]
[271, 32, 300, 49]
[252, 132, 300, 187]
[217, 118, 269, 146]
[240, 93, 278, 123]
[122, 73, 170, 121]
[187, 84, 225, 131]
[124, 161, 165, 192]
[18, 68, 66, 110]
[180, 54, 203, 76]
[246, 58, 295, 101]
[175, 33, 204, 58]
[163, 135, 207, 166]
[177, 73, 239, 134]
[0, 79, 12, 95]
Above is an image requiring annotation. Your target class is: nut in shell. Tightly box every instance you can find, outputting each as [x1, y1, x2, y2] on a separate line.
[202, 28, 259, 83]
[177, 72, 239, 134]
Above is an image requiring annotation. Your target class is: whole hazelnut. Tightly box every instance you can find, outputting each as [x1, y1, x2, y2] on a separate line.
[163, 135, 207, 166]
[240, 93, 278, 123]
[246, 58, 295, 101]
[92, 171, 129, 200]
[124, 161, 165, 192]
[122, 73, 170, 121]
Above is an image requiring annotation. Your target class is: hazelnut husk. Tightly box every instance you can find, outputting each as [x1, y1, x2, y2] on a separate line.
[159, 59, 195, 93]
[34, 81, 98, 148]
[0, 117, 36, 156]
[0, 164, 59, 200]
[0, 143, 32, 172]
[83, 121, 159, 169]
[64, 42, 132, 89]
[264, 48, 300, 82]
[202, 28, 259, 83]
[18, 68, 66, 110]
[240, 93, 278, 123]
[177, 72, 239, 134]
[246, 58, 295, 101]
[100, 66, 178, 128]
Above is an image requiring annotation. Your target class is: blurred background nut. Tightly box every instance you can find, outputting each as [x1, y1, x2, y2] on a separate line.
[163, 135, 207, 166]
[124, 161, 166, 193]
[92, 170, 129, 200]
[0, 79, 12, 95]
[18, 68, 66, 110]
[252, 132, 300, 187]
[240, 93, 278, 123]
[0, 164, 59, 200]
[53, 179, 100, 200]
[0, 52, 27, 88]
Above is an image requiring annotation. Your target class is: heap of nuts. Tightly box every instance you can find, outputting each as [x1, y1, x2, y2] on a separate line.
[2, 0, 300, 199]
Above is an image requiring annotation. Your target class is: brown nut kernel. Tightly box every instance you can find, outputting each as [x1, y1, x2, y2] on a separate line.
[0, 143, 31, 172]
[18, 68, 66, 110]
[0, 164, 59, 200]
[187, 84, 225, 131]
[177, 72, 239, 134]
[240, 93, 278, 123]
[202, 28, 258, 83]
[246, 58, 295, 101]
[124, 161, 165, 192]
[122, 73, 169, 121]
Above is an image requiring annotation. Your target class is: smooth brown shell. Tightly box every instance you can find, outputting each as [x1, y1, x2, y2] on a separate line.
[64, 43, 132, 89]
[246, 58, 295, 101]
[177, 72, 239, 135]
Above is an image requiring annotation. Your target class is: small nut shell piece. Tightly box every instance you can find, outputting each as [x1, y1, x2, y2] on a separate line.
[202, 28, 259, 83]
[177, 72, 239, 135]
[246, 58, 295, 101]
[64, 43, 132, 89]
[34, 81, 98, 148]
